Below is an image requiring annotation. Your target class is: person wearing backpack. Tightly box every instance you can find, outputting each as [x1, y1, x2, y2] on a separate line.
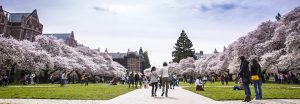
[250, 59, 263, 100]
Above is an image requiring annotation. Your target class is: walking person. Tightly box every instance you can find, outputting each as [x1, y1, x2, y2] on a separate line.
[250, 59, 263, 100]
[134, 73, 140, 88]
[60, 71, 67, 87]
[149, 67, 159, 96]
[142, 75, 149, 89]
[160, 62, 170, 97]
[172, 73, 177, 89]
[238, 56, 251, 102]
[129, 72, 134, 88]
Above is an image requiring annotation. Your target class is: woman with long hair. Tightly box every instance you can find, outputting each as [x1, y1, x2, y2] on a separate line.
[149, 67, 159, 96]
[251, 59, 263, 100]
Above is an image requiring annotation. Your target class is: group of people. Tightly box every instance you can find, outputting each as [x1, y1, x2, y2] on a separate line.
[21, 73, 36, 85]
[0, 75, 8, 87]
[274, 72, 299, 84]
[238, 56, 263, 102]
[127, 72, 143, 88]
[148, 62, 173, 97]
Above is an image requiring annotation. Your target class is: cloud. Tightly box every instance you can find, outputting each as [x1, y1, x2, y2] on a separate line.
[92, 6, 108, 12]
[198, 3, 239, 12]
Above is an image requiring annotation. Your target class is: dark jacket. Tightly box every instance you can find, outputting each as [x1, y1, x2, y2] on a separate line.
[250, 64, 262, 78]
[239, 60, 251, 84]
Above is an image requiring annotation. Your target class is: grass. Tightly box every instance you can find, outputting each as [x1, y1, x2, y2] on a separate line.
[0, 83, 135, 100]
[181, 82, 300, 101]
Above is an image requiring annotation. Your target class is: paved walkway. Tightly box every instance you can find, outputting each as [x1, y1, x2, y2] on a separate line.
[0, 86, 300, 104]
[102, 86, 222, 104]
[0, 99, 105, 104]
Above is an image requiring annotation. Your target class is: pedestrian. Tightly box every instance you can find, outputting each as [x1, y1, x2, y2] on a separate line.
[172, 73, 177, 88]
[49, 74, 54, 84]
[250, 59, 263, 100]
[238, 56, 251, 102]
[30, 72, 36, 84]
[81, 72, 88, 86]
[3, 75, 8, 87]
[139, 75, 143, 88]
[0, 75, 3, 87]
[160, 62, 170, 97]
[225, 72, 229, 85]
[149, 67, 159, 96]
[169, 74, 173, 89]
[142, 75, 149, 89]
[129, 72, 134, 88]
[134, 73, 140, 88]
[220, 73, 225, 85]
[202, 76, 207, 84]
[60, 71, 67, 87]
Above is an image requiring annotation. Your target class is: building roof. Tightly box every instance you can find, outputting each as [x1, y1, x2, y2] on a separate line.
[43, 33, 71, 41]
[108, 53, 127, 59]
[8, 13, 31, 22]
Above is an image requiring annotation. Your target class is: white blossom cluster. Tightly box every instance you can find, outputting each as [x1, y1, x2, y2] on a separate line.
[175, 7, 300, 75]
[0, 35, 126, 78]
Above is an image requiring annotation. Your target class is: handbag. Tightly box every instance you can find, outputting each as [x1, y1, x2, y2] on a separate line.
[251, 75, 259, 81]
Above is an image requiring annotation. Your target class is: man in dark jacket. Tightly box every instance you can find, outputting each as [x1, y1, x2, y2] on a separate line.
[134, 73, 140, 88]
[238, 56, 251, 102]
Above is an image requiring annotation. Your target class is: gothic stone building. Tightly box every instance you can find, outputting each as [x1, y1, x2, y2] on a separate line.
[43, 31, 77, 47]
[108, 50, 143, 73]
[0, 6, 43, 41]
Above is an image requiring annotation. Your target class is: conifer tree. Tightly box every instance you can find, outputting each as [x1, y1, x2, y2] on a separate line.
[172, 30, 195, 63]
[276, 13, 281, 21]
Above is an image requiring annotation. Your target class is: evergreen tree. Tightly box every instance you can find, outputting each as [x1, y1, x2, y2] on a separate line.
[139, 47, 143, 55]
[143, 51, 151, 69]
[172, 30, 195, 63]
[138, 47, 151, 73]
[276, 13, 281, 21]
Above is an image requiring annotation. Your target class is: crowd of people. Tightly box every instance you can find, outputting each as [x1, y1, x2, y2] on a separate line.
[0, 75, 8, 87]
[21, 73, 36, 85]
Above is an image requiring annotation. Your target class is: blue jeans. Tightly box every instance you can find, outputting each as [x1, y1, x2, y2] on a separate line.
[243, 83, 251, 97]
[253, 79, 262, 99]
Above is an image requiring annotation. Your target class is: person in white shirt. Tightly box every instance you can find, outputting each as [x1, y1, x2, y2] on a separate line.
[160, 62, 170, 97]
[195, 77, 204, 91]
[30, 73, 36, 84]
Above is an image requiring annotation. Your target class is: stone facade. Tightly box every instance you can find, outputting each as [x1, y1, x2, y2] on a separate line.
[108, 50, 143, 73]
[43, 31, 77, 47]
[0, 6, 43, 41]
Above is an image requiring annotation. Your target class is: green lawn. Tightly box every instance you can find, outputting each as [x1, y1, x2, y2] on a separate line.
[181, 82, 300, 101]
[0, 83, 134, 100]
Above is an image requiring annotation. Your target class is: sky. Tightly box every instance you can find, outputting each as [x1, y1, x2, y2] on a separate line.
[1, 0, 300, 66]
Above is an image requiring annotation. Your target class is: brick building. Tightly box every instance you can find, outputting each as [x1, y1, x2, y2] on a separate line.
[43, 31, 77, 47]
[0, 6, 43, 41]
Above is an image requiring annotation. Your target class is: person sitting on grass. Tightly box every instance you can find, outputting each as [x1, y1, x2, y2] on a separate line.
[195, 77, 204, 91]
[233, 81, 244, 90]
[110, 77, 117, 85]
